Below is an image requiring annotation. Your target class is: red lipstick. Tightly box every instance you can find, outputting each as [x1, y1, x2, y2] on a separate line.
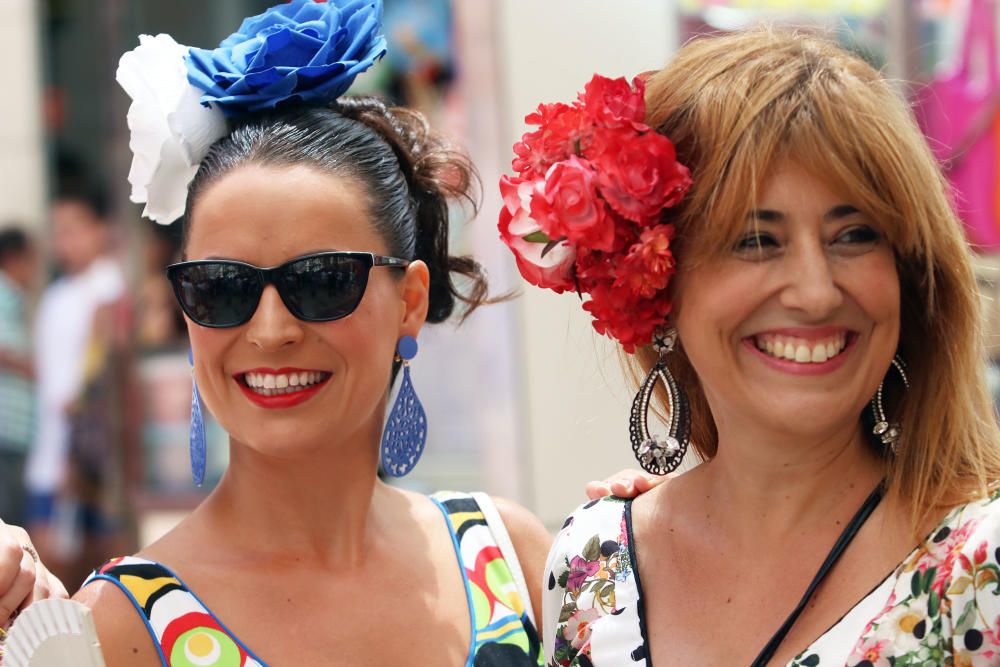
[234, 367, 332, 410]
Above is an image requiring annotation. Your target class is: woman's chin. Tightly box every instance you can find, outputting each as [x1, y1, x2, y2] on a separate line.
[730, 394, 868, 443]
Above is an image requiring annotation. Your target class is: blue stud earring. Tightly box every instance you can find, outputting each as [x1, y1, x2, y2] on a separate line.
[380, 335, 427, 477]
[188, 349, 207, 486]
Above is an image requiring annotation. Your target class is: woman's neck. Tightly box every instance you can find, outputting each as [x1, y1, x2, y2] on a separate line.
[196, 419, 388, 568]
[690, 421, 886, 541]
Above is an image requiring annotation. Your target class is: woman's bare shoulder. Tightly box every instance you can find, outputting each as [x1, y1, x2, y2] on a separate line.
[73, 579, 163, 667]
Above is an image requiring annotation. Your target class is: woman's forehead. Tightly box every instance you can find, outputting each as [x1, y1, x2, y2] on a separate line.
[186, 164, 387, 263]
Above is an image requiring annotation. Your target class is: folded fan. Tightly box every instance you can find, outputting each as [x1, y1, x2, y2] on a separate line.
[1, 599, 106, 667]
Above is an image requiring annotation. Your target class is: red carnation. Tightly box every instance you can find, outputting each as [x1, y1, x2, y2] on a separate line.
[574, 247, 616, 289]
[512, 102, 590, 179]
[583, 286, 671, 353]
[583, 284, 673, 354]
[615, 225, 676, 299]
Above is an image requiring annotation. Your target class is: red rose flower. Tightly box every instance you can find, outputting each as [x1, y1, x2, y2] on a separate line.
[579, 74, 646, 128]
[497, 73, 692, 350]
[589, 128, 692, 223]
[530, 156, 615, 252]
[498, 176, 576, 292]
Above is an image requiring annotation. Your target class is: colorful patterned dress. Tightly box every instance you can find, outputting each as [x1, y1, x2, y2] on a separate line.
[543, 491, 1000, 666]
[83, 491, 542, 667]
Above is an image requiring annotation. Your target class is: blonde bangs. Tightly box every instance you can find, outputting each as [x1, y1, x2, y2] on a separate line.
[632, 26, 1000, 539]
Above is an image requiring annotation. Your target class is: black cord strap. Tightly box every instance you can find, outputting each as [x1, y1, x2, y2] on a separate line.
[749, 482, 885, 667]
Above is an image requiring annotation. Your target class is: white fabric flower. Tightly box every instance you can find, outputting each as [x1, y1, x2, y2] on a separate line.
[116, 34, 226, 224]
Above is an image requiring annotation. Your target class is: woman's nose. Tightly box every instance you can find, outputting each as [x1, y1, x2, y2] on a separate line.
[778, 244, 844, 320]
[244, 285, 304, 350]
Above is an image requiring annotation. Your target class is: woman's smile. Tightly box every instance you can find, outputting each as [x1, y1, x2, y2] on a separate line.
[743, 327, 859, 375]
[235, 366, 333, 409]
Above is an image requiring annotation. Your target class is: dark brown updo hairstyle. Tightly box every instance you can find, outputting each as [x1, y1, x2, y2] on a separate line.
[183, 96, 488, 323]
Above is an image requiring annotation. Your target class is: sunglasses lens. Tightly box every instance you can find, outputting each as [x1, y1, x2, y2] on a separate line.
[279, 254, 370, 321]
[169, 263, 260, 327]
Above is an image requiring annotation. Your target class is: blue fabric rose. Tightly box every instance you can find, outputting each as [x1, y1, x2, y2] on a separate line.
[185, 0, 387, 116]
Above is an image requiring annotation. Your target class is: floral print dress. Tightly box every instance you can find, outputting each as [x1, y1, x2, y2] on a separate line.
[543, 491, 1000, 666]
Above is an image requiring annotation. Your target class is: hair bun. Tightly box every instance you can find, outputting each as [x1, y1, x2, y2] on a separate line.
[335, 96, 487, 323]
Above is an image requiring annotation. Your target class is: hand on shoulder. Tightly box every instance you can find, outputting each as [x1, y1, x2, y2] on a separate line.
[585, 467, 666, 500]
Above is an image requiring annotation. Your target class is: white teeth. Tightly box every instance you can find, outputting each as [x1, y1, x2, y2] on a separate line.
[752, 333, 849, 365]
[243, 371, 329, 394]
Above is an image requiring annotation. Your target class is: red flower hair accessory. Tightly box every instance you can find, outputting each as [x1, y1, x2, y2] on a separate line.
[498, 74, 692, 352]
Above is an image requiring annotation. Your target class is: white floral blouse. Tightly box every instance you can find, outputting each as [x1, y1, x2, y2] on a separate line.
[542, 490, 1000, 666]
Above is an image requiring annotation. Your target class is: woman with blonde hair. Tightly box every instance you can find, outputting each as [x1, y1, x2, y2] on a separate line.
[501, 27, 1000, 665]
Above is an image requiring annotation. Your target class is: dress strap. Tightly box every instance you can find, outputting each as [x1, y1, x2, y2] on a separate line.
[471, 491, 537, 625]
[83, 556, 265, 667]
[749, 482, 886, 667]
[431, 491, 543, 665]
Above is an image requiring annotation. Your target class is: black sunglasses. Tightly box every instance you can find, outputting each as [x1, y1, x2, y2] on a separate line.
[165, 251, 410, 328]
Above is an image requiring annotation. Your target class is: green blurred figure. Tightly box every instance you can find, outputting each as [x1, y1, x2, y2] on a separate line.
[0, 227, 38, 526]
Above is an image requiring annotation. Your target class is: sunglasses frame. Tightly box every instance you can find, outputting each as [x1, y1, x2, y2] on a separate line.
[165, 251, 410, 328]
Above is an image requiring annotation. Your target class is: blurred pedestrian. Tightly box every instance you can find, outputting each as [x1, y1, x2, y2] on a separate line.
[0, 227, 38, 527]
[24, 188, 124, 582]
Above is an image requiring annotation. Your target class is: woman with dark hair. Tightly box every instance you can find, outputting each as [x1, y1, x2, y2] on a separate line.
[69, 3, 551, 665]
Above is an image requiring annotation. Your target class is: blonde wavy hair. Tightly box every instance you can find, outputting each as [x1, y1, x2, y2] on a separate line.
[629, 27, 1000, 535]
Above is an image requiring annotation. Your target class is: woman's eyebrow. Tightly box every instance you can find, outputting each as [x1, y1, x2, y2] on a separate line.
[746, 204, 861, 223]
[747, 208, 783, 222]
[824, 204, 861, 221]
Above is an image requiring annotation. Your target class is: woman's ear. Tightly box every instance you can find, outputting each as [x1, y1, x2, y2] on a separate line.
[399, 259, 430, 338]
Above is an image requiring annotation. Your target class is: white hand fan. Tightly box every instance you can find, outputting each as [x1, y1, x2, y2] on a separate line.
[1, 599, 106, 667]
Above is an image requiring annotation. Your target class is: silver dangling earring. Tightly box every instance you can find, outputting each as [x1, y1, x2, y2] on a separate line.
[629, 327, 691, 475]
[870, 355, 909, 448]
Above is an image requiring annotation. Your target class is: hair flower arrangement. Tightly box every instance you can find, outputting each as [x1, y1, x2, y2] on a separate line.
[186, 0, 386, 117]
[117, 0, 387, 224]
[498, 74, 692, 352]
[117, 34, 227, 224]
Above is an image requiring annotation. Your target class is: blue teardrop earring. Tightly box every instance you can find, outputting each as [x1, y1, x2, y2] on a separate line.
[380, 335, 427, 477]
[188, 349, 207, 486]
